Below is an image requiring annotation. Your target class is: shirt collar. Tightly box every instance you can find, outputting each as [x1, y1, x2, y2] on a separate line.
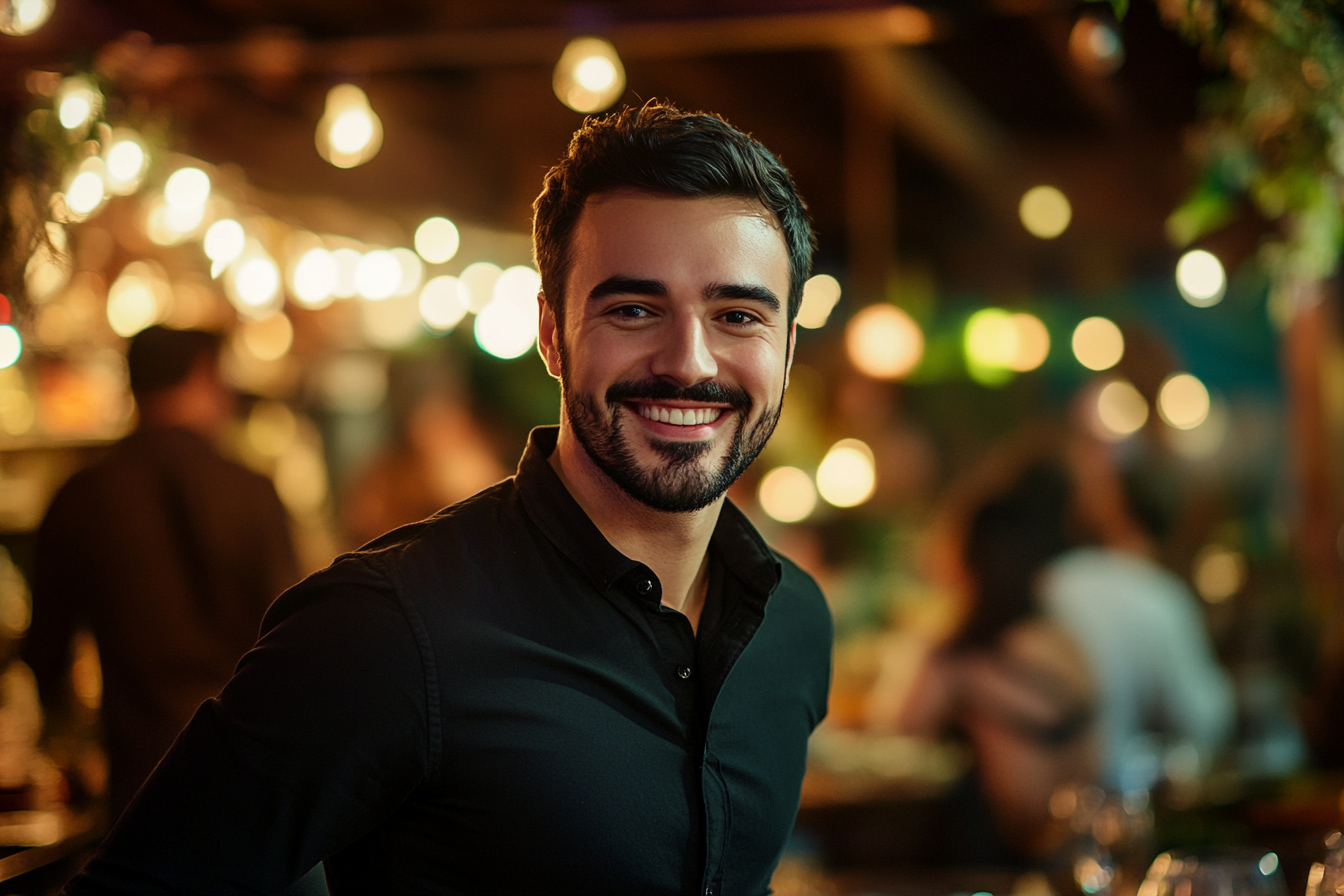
[514, 426, 781, 598]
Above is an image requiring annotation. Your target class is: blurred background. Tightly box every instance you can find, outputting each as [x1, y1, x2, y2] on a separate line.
[2, 0, 1344, 893]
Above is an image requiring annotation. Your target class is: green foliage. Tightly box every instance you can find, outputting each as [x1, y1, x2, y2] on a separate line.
[1165, 0, 1344, 290]
[1086, 0, 1130, 20]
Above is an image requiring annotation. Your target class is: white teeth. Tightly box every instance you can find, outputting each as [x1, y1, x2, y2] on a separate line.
[637, 405, 725, 426]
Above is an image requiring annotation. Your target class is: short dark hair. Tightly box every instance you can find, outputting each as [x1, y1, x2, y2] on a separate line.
[532, 102, 816, 324]
[126, 326, 221, 399]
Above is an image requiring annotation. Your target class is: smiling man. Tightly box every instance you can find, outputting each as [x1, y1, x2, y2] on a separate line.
[63, 103, 832, 896]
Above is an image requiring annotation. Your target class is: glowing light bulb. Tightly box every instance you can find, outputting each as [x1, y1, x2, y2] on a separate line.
[1093, 379, 1148, 440]
[55, 76, 100, 134]
[1019, 185, 1072, 239]
[797, 274, 842, 329]
[1, 0, 55, 36]
[164, 167, 211, 210]
[1157, 372, 1210, 430]
[1072, 317, 1123, 370]
[291, 247, 338, 308]
[474, 293, 538, 359]
[65, 161, 106, 220]
[414, 216, 460, 264]
[107, 261, 171, 337]
[816, 439, 876, 508]
[845, 304, 924, 380]
[316, 84, 383, 169]
[758, 466, 817, 523]
[225, 243, 282, 316]
[103, 130, 149, 195]
[420, 276, 469, 332]
[355, 250, 400, 300]
[553, 37, 626, 113]
[1175, 249, 1226, 307]
[203, 219, 246, 269]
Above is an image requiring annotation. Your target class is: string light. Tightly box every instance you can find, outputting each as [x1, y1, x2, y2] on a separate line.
[55, 75, 101, 136]
[290, 247, 338, 308]
[816, 439, 877, 508]
[758, 466, 817, 523]
[203, 219, 246, 276]
[845, 304, 924, 380]
[316, 84, 383, 169]
[0, 327, 22, 369]
[1157, 372, 1210, 430]
[1, 0, 55, 36]
[797, 274, 842, 329]
[419, 275, 469, 332]
[1072, 317, 1124, 370]
[1175, 249, 1226, 307]
[64, 158, 107, 221]
[1093, 379, 1148, 440]
[355, 250, 400, 300]
[1019, 185, 1072, 239]
[103, 129, 150, 195]
[553, 37, 626, 113]
[414, 217, 460, 264]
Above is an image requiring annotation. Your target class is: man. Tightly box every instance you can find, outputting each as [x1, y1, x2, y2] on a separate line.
[26, 326, 299, 819]
[62, 103, 832, 895]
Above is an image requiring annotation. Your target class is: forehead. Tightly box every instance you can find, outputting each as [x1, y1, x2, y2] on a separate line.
[566, 190, 790, 295]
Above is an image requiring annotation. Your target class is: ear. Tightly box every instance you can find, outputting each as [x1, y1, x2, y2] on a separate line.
[783, 321, 797, 391]
[537, 293, 563, 380]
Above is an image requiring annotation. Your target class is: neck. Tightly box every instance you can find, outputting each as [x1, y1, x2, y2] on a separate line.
[549, 423, 719, 632]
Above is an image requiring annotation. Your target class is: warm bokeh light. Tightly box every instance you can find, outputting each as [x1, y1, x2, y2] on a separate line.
[104, 130, 149, 195]
[0, 327, 21, 370]
[1008, 312, 1050, 371]
[203, 219, 246, 273]
[459, 261, 502, 312]
[1175, 249, 1226, 307]
[316, 84, 383, 169]
[1019, 185, 1072, 239]
[845, 304, 924, 380]
[1192, 544, 1246, 604]
[225, 245, 282, 316]
[414, 216, 460, 264]
[56, 76, 100, 134]
[65, 162, 106, 220]
[816, 439, 877, 508]
[1167, 398, 1228, 460]
[420, 275, 469, 332]
[758, 466, 818, 523]
[553, 37, 626, 113]
[474, 271, 539, 360]
[391, 247, 423, 297]
[246, 400, 297, 458]
[164, 167, 211, 210]
[964, 308, 1017, 370]
[360, 292, 423, 349]
[1094, 379, 1148, 440]
[797, 274, 842, 329]
[144, 195, 206, 246]
[355, 250, 400, 300]
[290, 247, 338, 308]
[25, 222, 70, 300]
[107, 261, 171, 337]
[330, 247, 362, 299]
[493, 265, 542, 307]
[1069, 15, 1124, 75]
[1157, 372, 1210, 430]
[241, 313, 294, 361]
[1072, 316, 1124, 371]
[1, 0, 55, 36]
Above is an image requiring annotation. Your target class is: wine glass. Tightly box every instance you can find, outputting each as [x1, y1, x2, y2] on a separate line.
[1139, 850, 1288, 896]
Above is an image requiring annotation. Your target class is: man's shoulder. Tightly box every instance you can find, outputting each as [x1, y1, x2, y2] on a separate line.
[764, 550, 833, 649]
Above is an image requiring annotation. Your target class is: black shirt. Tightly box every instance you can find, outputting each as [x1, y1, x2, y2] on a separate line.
[64, 426, 832, 896]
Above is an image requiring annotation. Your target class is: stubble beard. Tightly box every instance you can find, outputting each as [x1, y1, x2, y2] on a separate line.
[559, 347, 783, 514]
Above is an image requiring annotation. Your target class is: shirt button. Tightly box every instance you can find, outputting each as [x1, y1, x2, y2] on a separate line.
[635, 578, 653, 595]
[677, 665, 692, 679]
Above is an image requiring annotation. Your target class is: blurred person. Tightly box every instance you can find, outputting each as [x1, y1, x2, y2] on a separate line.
[61, 103, 832, 895]
[867, 463, 1098, 862]
[24, 326, 299, 820]
[340, 357, 507, 547]
[1041, 432, 1235, 791]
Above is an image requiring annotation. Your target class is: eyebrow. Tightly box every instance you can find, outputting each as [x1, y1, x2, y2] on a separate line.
[585, 276, 781, 312]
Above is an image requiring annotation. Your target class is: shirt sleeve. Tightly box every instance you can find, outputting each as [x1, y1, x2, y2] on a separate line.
[62, 572, 431, 896]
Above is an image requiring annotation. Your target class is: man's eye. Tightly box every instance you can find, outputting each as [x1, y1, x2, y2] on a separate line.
[612, 305, 651, 319]
[721, 311, 760, 325]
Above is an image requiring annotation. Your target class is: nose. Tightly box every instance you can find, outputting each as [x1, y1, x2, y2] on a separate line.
[650, 311, 717, 386]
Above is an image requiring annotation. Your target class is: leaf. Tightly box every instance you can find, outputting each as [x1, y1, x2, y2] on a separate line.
[1083, 0, 1129, 20]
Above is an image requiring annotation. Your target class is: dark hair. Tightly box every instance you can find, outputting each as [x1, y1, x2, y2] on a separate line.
[952, 463, 1076, 650]
[532, 101, 816, 324]
[126, 326, 221, 399]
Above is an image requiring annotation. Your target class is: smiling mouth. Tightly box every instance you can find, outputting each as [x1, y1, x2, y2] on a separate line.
[633, 404, 726, 426]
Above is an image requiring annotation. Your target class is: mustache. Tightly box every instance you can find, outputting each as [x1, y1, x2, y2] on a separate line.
[605, 379, 752, 411]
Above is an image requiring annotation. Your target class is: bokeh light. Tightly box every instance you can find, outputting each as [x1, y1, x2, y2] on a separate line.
[391, 247, 423, 297]
[241, 313, 294, 361]
[1072, 316, 1124, 371]
[1008, 312, 1050, 371]
[164, 167, 211, 211]
[1, 0, 55, 36]
[330, 247, 362, 299]
[1175, 249, 1226, 307]
[414, 217, 460, 264]
[25, 222, 70, 300]
[107, 261, 171, 337]
[553, 37, 626, 113]
[144, 195, 206, 246]
[797, 274, 842, 329]
[104, 129, 149, 195]
[290, 247, 338, 308]
[225, 244, 282, 317]
[758, 466, 817, 523]
[459, 261, 502, 313]
[246, 400, 297, 458]
[1094, 379, 1148, 440]
[0, 327, 22, 369]
[1019, 185, 1072, 239]
[1167, 398, 1228, 460]
[65, 161, 107, 221]
[845, 304, 924, 380]
[1192, 544, 1246, 604]
[420, 276, 469, 332]
[203, 219, 246, 272]
[475, 269, 539, 360]
[964, 308, 1017, 370]
[1069, 15, 1124, 75]
[816, 439, 877, 508]
[360, 292, 423, 349]
[1157, 372, 1210, 430]
[56, 76, 100, 135]
[355, 250, 400, 300]
[316, 84, 383, 169]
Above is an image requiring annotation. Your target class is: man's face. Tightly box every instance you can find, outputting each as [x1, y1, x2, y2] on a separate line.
[539, 190, 795, 513]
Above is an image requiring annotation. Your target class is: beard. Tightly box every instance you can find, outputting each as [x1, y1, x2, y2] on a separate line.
[560, 359, 783, 514]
